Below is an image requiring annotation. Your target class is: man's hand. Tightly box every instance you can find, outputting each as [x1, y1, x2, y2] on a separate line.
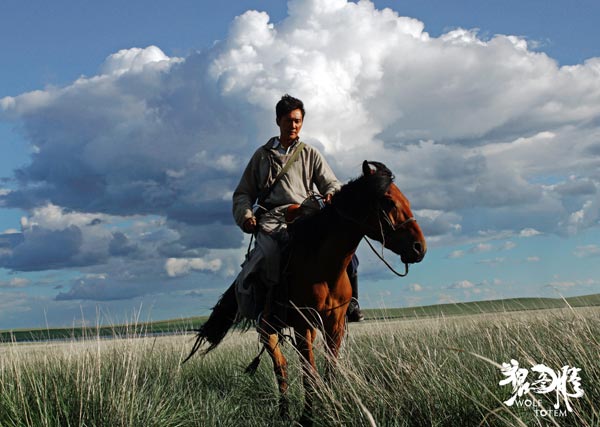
[242, 217, 257, 233]
[324, 193, 333, 204]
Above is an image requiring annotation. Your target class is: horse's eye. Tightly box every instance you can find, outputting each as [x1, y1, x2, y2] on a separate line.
[381, 198, 395, 211]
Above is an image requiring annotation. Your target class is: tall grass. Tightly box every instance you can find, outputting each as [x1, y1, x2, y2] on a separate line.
[0, 307, 598, 426]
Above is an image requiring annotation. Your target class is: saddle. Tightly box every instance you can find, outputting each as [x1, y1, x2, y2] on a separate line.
[235, 199, 322, 329]
[235, 245, 290, 332]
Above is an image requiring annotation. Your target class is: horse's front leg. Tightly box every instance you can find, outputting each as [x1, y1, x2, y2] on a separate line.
[295, 327, 318, 427]
[260, 330, 289, 419]
[323, 314, 346, 382]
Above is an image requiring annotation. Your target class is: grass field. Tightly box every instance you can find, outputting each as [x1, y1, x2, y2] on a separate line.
[0, 303, 598, 426]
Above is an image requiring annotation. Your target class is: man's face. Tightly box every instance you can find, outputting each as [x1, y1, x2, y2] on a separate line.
[277, 108, 304, 142]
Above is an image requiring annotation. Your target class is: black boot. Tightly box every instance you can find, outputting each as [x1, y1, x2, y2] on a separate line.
[347, 273, 364, 322]
[347, 299, 364, 322]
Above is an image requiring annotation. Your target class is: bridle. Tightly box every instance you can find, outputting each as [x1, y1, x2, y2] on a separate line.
[379, 207, 416, 235]
[335, 200, 417, 277]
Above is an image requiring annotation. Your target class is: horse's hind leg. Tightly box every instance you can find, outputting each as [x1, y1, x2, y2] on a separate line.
[260, 330, 290, 419]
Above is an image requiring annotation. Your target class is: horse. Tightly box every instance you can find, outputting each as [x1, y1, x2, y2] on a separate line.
[184, 160, 427, 426]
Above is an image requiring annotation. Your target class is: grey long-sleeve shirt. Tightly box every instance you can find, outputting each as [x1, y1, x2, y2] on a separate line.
[232, 137, 341, 233]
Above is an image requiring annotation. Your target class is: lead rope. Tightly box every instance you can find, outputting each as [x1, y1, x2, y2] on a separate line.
[363, 236, 409, 277]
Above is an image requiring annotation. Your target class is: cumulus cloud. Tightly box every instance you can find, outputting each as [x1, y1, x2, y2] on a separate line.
[100, 46, 174, 75]
[520, 228, 542, 238]
[0, 204, 157, 272]
[448, 280, 476, 289]
[165, 257, 223, 277]
[564, 198, 600, 235]
[1, 0, 600, 300]
[53, 257, 213, 301]
[1, 225, 85, 271]
[408, 283, 423, 292]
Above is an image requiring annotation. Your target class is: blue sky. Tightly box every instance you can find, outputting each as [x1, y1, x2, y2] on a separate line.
[1, 0, 599, 329]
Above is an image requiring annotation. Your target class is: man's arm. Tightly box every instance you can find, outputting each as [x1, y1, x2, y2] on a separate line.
[232, 150, 263, 232]
[310, 147, 342, 200]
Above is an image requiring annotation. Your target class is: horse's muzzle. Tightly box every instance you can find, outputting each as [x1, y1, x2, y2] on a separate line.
[401, 240, 427, 264]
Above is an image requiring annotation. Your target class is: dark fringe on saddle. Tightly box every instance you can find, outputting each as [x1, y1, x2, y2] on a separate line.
[182, 282, 244, 363]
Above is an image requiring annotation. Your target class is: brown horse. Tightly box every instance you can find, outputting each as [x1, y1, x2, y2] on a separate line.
[184, 160, 426, 425]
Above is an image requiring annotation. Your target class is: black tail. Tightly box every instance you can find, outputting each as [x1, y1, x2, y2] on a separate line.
[183, 282, 238, 363]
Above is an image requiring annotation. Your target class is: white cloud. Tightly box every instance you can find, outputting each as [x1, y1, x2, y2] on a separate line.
[437, 294, 458, 304]
[546, 281, 577, 288]
[565, 198, 600, 235]
[408, 283, 423, 292]
[21, 204, 108, 231]
[543, 277, 600, 294]
[502, 241, 517, 250]
[447, 250, 465, 259]
[448, 280, 476, 289]
[165, 257, 223, 277]
[470, 243, 493, 253]
[100, 46, 176, 75]
[0, 291, 33, 313]
[0, 277, 30, 288]
[573, 244, 600, 258]
[520, 228, 542, 237]
[581, 278, 600, 287]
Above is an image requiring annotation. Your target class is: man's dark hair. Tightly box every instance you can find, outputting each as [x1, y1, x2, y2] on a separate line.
[276, 94, 305, 120]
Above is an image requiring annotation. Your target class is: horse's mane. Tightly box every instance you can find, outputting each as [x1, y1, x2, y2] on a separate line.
[288, 161, 394, 243]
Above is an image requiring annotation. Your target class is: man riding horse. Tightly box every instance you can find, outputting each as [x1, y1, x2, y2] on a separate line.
[232, 94, 364, 325]
[187, 130, 427, 424]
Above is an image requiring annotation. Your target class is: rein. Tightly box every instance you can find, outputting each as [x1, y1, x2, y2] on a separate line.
[334, 204, 416, 277]
[363, 236, 409, 277]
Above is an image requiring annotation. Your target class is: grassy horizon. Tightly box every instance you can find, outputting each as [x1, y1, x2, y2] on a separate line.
[0, 294, 600, 343]
[1, 292, 599, 343]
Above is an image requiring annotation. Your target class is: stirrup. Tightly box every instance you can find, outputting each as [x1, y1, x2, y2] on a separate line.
[347, 297, 364, 322]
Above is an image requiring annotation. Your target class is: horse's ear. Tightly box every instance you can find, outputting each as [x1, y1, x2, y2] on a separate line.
[362, 160, 375, 176]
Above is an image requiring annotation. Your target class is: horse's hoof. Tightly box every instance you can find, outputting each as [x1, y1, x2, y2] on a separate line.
[278, 399, 289, 420]
[297, 414, 313, 427]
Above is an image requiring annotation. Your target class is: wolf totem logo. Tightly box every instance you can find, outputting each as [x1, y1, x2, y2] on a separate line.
[499, 359, 584, 417]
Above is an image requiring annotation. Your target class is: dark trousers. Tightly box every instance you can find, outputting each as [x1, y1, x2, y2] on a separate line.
[347, 254, 359, 299]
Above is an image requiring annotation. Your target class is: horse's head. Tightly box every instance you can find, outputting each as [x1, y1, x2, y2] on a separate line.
[359, 161, 426, 265]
